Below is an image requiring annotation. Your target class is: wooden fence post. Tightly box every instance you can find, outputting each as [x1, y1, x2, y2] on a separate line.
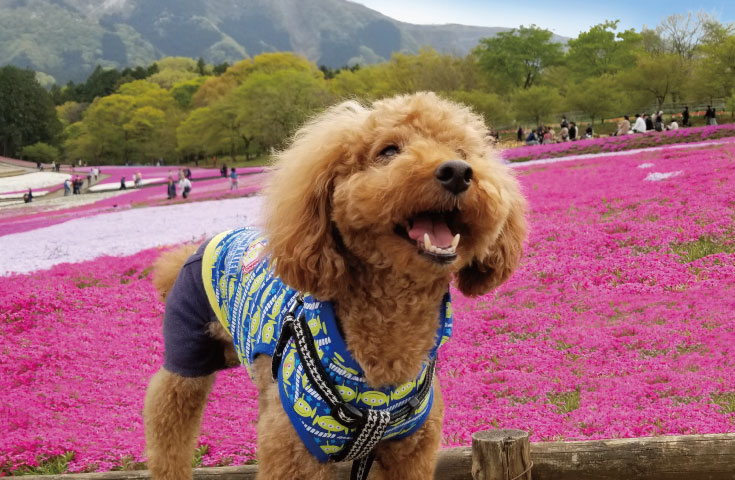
[472, 429, 532, 480]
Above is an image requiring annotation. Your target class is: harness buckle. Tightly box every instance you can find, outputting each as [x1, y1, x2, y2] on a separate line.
[407, 395, 420, 415]
[333, 402, 364, 427]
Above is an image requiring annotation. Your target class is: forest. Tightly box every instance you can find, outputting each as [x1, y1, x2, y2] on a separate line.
[2, 12, 734, 165]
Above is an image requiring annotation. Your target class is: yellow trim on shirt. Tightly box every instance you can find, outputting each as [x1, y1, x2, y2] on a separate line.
[202, 230, 232, 329]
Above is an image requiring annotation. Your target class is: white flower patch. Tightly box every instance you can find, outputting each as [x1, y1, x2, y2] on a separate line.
[88, 177, 166, 192]
[0, 172, 70, 194]
[0, 195, 264, 275]
[1, 189, 132, 212]
[644, 171, 683, 182]
[637, 163, 655, 169]
[0, 190, 51, 200]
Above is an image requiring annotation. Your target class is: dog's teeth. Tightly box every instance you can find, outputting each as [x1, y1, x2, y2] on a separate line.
[424, 233, 432, 251]
[451, 234, 460, 249]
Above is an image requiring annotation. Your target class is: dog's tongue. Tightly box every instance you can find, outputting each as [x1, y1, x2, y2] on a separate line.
[408, 213, 454, 248]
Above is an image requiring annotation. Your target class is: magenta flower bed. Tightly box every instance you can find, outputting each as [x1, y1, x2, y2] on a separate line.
[503, 123, 735, 162]
[2, 144, 734, 473]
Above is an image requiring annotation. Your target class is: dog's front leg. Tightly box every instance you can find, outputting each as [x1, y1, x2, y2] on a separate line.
[252, 356, 333, 480]
[372, 381, 445, 480]
[144, 368, 215, 480]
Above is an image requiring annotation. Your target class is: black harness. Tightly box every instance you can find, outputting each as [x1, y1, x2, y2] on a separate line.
[271, 295, 437, 480]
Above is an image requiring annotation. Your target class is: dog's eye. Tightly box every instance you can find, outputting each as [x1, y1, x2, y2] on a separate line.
[378, 145, 400, 159]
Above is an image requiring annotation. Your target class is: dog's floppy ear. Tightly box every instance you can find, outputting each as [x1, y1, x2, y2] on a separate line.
[263, 101, 367, 300]
[457, 177, 527, 297]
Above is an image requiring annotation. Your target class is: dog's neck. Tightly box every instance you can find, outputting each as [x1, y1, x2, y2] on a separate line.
[333, 267, 451, 387]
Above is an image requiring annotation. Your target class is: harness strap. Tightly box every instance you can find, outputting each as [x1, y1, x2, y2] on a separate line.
[271, 295, 437, 480]
[351, 451, 376, 480]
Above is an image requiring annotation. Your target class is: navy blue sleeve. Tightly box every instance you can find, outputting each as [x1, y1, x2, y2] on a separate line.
[162, 245, 228, 377]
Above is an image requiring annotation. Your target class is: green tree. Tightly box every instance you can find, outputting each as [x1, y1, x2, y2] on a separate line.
[78, 94, 136, 163]
[475, 25, 564, 90]
[147, 57, 200, 89]
[384, 48, 468, 94]
[511, 85, 562, 125]
[566, 76, 626, 124]
[235, 68, 333, 152]
[0, 66, 62, 157]
[170, 77, 208, 108]
[177, 106, 216, 158]
[22, 142, 60, 164]
[726, 94, 735, 119]
[565, 21, 642, 80]
[56, 101, 88, 127]
[693, 33, 735, 101]
[449, 90, 511, 128]
[621, 53, 687, 108]
[329, 64, 393, 99]
[65, 80, 180, 164]
[123, 105, 167, 163]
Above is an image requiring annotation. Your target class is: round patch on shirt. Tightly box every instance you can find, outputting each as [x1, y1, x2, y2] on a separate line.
[241, 238, 266, 275]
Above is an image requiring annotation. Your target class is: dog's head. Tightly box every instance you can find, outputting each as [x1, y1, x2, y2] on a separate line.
[264, 93, 527, 299]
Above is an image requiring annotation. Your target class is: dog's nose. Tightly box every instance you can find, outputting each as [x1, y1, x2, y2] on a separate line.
[435, 160, 473, 194]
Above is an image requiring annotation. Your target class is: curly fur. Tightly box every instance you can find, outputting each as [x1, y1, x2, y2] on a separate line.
[144, 92, 527, 479]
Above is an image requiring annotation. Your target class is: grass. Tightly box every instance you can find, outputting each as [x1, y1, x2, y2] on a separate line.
[711, 392, 735, 414]
[4, 452, 75, 476]
[1, 446, 213, 475]
[672, 236, 735, 263]
[547, 389, 581, 414]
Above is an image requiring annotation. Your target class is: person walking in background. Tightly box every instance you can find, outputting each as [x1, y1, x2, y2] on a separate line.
[516, 126, 524, 143]
[220, 164, 228, 178]
[179, 175, 192, 199]
[710, 107, 718, 126]
[569, 122, 578, 141]
[23, 188, 33, 203]
[560, 115, 569, 130]
[119, 176, 127, 190]
[64, 177, 71, 196]
[682, 106, 690, 127]
[229, 167, 239, 190]
[167, 175, 176, 199]
[560, 124, 569, 142]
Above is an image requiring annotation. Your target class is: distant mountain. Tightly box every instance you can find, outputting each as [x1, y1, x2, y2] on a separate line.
[0, 0, 568, 84]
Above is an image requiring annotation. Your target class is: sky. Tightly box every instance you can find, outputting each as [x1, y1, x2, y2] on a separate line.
[353, 1, 735, 38]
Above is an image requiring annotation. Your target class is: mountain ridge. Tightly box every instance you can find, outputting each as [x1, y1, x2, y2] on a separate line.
[0, 0, 568, 84]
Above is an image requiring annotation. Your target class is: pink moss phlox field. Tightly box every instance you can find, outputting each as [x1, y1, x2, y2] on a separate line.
[1, 250, 259, 473]
[503, 124, 735, 162]
[3, 144, 735, 472]
[441, 143, 735, 444]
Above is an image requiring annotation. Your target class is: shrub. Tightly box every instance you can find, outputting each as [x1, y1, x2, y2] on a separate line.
[22, 142, 60, 164]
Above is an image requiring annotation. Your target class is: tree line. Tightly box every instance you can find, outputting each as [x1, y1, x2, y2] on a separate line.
[2, 11, 735, 165]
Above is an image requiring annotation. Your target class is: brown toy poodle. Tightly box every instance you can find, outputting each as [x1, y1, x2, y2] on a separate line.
[143, 92, 527, 480]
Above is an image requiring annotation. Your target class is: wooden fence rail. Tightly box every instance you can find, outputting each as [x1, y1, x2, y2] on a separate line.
[18, 432, 735, 480]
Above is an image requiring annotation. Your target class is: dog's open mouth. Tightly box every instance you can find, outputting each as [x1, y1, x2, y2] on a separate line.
[395, 210, 462, 264]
